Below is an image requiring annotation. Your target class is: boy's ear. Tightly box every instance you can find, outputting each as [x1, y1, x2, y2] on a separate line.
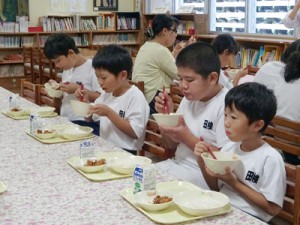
[118, 70, 128, 80]
[68, 49, 76, 56]
[208, 72, 219, 85]
[252, 119, 265, 132]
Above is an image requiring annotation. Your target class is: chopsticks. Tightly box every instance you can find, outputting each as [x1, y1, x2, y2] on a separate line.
[79, 83, 84, 102]
[162, 85, 169, 114]
[200, 137, 217, 160]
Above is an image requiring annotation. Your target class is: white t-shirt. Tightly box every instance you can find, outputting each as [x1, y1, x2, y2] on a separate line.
[61, 59, 102, 121]
[132, 41, 178, 103]
[156, 87, 230, 188]
[92, 85, 150, 151]
[254, 61, 300, 122]
[219, 142, 286, 222]
[283, 9, 300, 38]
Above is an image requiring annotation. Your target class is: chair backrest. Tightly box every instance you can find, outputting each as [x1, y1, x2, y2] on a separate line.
[129, 80, 144, 93]
[139, 119, 175, 160]
[276, 163, 300, 225]
[36, 84, 61, 114]
[22, 46, 33, 79]
[41, 53, 55, 84]
[31, 47, 43, 84]
[264, 116, 300, 157]
[20, 79, 37, 103]
[170, 83, 183, 112]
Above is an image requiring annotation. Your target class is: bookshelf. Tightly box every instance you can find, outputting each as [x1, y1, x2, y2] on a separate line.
[0, 12, 142, 93]
[194, 34, 294, 71]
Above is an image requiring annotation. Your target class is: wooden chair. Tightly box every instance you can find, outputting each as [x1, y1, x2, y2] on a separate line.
[22, 46, 33, 80]
[41, 53, 56, 84]
[129, 80, 144, 93]
[138, 119, 175, 160]
[20, 79, 37, 103]
[264, 116, 300, 164]
[31, 47, 43, 84]
[36, 84, 61, 114]
[272, 163, 300, 225]
[170, 83, 183, 112]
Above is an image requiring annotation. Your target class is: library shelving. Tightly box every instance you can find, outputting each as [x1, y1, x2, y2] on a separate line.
[0, 12, 142, 93]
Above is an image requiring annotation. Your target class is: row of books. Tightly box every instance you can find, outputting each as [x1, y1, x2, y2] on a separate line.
[177, 20, 194, 35]
[117, 17, 137, 30]
[0, 36, 35, 48]
[0, 65, 24, 77]
[39, 16, 75, 32]
[231, 45, 281, 68]
[92, 34, 137, 45]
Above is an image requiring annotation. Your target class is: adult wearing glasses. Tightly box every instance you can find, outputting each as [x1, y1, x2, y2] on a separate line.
[132, 14, 194, 114]
[283, 1, 300, 38]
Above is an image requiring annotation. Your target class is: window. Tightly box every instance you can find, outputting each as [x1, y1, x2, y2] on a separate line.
[167, 0, 297, 37]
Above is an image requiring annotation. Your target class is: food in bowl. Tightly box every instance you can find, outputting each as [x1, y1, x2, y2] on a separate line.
[85, 159, 106, 166]
[152, 113, 181, 126]
[61, 126, 93, 139]
[173, 190, 229, 216]
[110, 155, 152, 175]
[134, 191, 173, 211]
[44, 81, 63, 98]
[8, 107, 27, 116]
[201, 151, 240, 175]
[34, 129, 56, 139]
[70, 100, 92, 117]
[76, 158, 106, 173]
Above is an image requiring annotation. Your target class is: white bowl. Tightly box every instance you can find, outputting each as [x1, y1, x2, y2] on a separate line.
[30, 107, 55, 117]
[201, 151, 240, 175]
[61, 126, 93, 139]
[45, 82, 63, 98]
[34, 129, 56, 139]
[227, 69, 240, 80]
[110, 155, 152, 175]
[134, 190, 173, 211]
[8, 108, 27, 117]
[75, 157, 106, 173]
[152, 113, 181, 126]
[71, 100, 92, 117]
[174, 190, 229, 216]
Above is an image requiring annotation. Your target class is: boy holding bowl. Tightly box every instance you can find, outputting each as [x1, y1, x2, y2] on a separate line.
[194, 82, 286, 222]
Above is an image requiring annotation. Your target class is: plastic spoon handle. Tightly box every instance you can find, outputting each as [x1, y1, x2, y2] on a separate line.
[200, 136, 217, 160]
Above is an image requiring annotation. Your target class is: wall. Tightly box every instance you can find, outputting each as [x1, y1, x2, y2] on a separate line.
[28, 0, 134, 26]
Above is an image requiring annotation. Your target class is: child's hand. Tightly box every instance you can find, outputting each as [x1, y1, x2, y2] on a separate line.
[74, 87, 89, 103]
[194, 139, 219, 158]
[186, 36, 196, 46]
[89, 104, 111, 117]
[154, 91, 174, 113]
[159, 116, 191, 143]
[206, 166, 238, 185]
[59, 82, 79, 94]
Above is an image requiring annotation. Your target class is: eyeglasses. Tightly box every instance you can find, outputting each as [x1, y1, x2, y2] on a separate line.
[169, 28, 177, 34]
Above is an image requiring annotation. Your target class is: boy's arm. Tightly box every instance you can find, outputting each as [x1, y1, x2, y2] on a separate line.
[217, 172, 281, 216]
[90, 104, 137, 139]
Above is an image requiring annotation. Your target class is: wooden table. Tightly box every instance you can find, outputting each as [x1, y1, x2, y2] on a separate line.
[0, 87, 267, 225]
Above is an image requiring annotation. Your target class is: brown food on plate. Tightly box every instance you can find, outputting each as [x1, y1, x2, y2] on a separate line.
[36, 129, 54, 134]
[11, 107, 21, 112]
[153, 195, 173, 204]
[85, 159, 106, 166]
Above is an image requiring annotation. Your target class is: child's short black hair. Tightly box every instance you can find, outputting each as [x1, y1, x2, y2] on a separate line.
[176, 41, 221, 80]
[44, 33, 79, 59]
[211, 33, 238, 55]
[92, 45, 133, 78]
[225, 82, 277, 133]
